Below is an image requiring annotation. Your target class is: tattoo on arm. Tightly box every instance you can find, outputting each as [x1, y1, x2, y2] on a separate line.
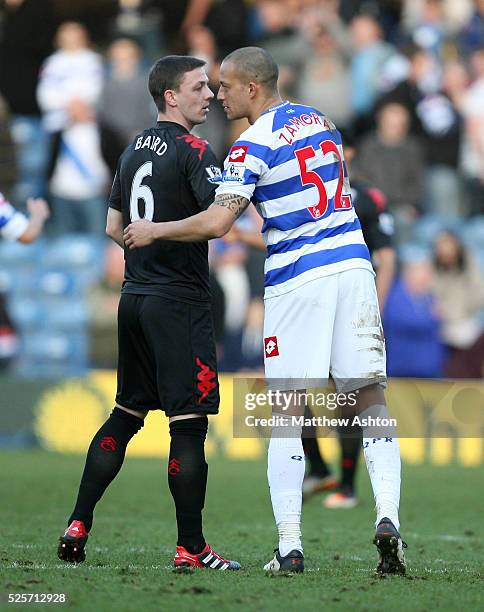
[213, 193, 250, 219]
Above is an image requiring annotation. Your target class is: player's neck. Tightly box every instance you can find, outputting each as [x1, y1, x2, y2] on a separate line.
[157, 111, 194, 132]
[248, 95, 284, 125]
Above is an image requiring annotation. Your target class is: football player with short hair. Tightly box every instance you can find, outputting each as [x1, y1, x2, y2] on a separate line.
[124, 47, 407, 575]
[57, 55, 240, 571]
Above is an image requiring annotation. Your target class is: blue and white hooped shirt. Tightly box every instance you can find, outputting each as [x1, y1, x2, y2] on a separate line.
[215, 101, 373, 298]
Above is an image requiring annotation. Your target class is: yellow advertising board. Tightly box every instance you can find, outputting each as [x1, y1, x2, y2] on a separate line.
[31, 372, 483, 466]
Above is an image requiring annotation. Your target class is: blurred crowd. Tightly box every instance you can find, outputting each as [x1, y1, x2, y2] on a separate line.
[0, 0, 483, 378]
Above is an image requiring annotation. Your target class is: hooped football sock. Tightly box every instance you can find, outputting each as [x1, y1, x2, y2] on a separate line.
[267, 415, 305, 556]
[168, 417, 208, 554]
[69, 407, 144, 531]
[361, 404, 401, 530]
[302, 405, 331, 477]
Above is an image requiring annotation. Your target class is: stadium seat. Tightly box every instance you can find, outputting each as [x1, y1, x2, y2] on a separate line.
[460, 216, 484, 250]
[411, 214, 462, 247]
[0, 270, 15, 294]
[42, 234, 107, 283]
[8, 298, 45, 331]
[476, 247, 484, 274]
[34, 270, 79, 297]
[397, 242, 431, 263]
[0, 237, 45, 267]
[44, 300, 88, 332]
[16, 331, 88, 378]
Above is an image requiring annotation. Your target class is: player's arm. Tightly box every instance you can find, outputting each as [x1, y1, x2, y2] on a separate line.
[374, 246, 396, 311]
[123, 193, 250, 248]
[106, 208, 124, 247]
[224, 208, 265, 251]
[225, 225, 266, 251]
[106, 164, 125, 247]
[362, 187, 396, 311]
[17, 198, 50, 244]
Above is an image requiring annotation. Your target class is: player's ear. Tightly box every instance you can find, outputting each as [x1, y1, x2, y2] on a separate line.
[164, 89, 177, 109]
[248, 81, 257, 99]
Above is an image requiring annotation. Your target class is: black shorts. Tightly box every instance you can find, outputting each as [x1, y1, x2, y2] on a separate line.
[116, 293, 219, 417]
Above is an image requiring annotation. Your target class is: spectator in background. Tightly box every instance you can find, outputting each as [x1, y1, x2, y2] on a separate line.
[0, 191, 50, 370]
[186, 24, 219, 82]
[37, 22, 111, 236]
[252, 0, 307, 99]
[37, 22, 104, 133]
[460, 47, 484, 216]
[202, 0, 248, 57]
[0, 0, 56, 202]
[379, 44, 441, 133]
[296, 20, 353, 128]
[210, 235, 250, 372]
[431, 230, 484, 378]
[423, 61, 466, 217]
[111, 0, 163, 60]
[403, 0, 473, 38]
[349, 14, 395, 134]
[355, 101, 424, 242]
[342, 130, 396, 309]
[48, 0, 119, 47]
[186, 25, 229, 160]
[459, 0, 484, 58]
[378, 45, 463, 216]
[98, 38, 155, 147]
[383, 256, 445, 377]
[158, 0, 248, 55]
[405, 0, 450, 59]
[0, 191, 49, 244]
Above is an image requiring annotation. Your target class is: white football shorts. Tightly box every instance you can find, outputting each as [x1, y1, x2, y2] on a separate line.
[263, 268, 386, 392]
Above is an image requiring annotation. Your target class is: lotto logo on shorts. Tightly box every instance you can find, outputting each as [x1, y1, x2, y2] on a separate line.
[264, 336, 279, 357]
[228, 145, 248, 163]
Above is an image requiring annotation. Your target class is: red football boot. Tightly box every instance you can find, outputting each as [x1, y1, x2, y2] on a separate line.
[58, 520, 88, 563]
[173, 543, 241, 571]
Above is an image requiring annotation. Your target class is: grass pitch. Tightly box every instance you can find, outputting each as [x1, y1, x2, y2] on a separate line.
[0, 450, 482, 611]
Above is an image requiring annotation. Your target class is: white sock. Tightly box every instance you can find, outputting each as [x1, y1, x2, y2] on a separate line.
[267, 416, 304, 556]
[361, 404, 401, 531]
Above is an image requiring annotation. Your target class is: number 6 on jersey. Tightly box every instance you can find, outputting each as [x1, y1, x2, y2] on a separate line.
[130, 162, 154, 222]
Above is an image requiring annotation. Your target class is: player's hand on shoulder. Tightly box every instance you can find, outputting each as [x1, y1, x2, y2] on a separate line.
[27, 198, 50, 221]
[124, 220, 156, 249]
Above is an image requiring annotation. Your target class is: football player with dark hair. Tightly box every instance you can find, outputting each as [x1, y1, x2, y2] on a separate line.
[57, 55, 240, 571]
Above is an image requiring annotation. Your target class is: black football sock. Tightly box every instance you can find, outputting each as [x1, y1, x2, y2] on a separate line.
[302, 404, 331, 478]
[168, 417, 208, 554]
[339, 430, 361, 493]
[68, 407, 144, 531]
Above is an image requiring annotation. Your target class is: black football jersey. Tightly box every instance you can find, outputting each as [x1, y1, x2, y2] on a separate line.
[351, 179, 394, 256]
[109, 121, 221, 303]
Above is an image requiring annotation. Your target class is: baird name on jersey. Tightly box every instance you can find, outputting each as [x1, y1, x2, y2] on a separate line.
[134, 134, 168, 156]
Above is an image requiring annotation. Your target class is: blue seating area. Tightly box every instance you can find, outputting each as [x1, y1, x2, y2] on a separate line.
[1, 216, 483, 379]
[400, 214, 484, 269]
[2, 234, 106, 378]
